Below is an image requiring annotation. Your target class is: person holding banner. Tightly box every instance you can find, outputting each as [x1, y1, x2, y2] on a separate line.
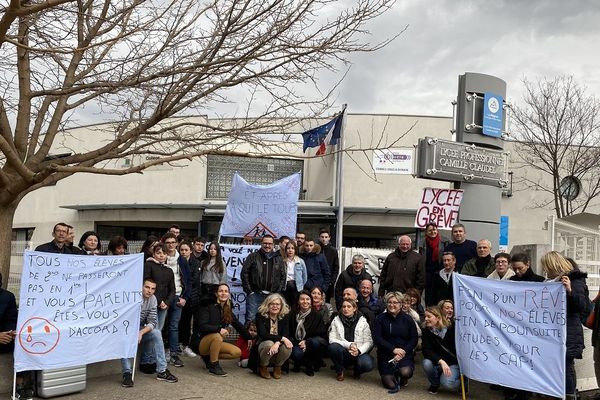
[509, 253, 544, 282]
[421, 306, 460, 394]
[419, 223, 446, 306]
[121, 278, 178, 386]
[190, 283, 254, 376]
[328, 299, 374, 381]
[487, 253, 515, 280]
[373, 292, 418, 393]
[78, 231, 102, 255]
[541, 251, 589, 399]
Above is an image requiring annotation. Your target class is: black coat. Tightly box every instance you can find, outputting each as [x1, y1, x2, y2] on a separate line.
[422, 324, 458, 366]
[430, 271, 454, 306]
[509, 268, 545, 282]
[256, 314, 290, 343]
[565, 270, 589, 359]
[143, 258, 175, 307]
[190, 302, 251, 351]
[334, 265, 372, 307]
[0, 286, 17, 354]
[289, 310, 327, 343]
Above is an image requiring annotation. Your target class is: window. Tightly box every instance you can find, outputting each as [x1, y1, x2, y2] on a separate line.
[206, 155, 303, 199]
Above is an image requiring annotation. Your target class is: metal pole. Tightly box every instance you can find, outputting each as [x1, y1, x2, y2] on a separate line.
[335, 105, 347, 247]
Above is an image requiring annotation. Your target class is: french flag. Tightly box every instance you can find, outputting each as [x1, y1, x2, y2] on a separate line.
[301, 111, 344, 155]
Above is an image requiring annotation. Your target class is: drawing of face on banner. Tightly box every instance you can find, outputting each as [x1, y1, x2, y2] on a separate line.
[19, 317, 60, 355]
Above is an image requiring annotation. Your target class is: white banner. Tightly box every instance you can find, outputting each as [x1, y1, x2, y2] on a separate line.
[219, 173, 301, 239]
[14, 251, 144, 372]
[453, 274, 566, 398]
[221, 244, 260, 324]
[372, 148, 413, 174]
[414, 188, 463, 229]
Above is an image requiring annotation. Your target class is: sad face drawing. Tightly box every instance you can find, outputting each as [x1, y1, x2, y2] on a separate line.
[19, 317, 60, 354]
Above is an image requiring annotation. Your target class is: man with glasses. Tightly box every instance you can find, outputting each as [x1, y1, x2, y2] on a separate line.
[241, 235, 286, 322]
[161, 233, 191, 367]
[35, 222, 79, 254]
[487, 253, 515, 280]
[461, 239, 495, 278]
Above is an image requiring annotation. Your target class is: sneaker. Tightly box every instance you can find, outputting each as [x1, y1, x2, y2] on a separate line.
[15, 385, 34, 400]
[157, 369, 178, 383]
[140, 363, 156, 374]
[170, 354, 184, 367]
[208, 362, 227, 377]
[428, 385, 439, 394]
[182, 346, 197, 358]
[121, 372, 134, 388]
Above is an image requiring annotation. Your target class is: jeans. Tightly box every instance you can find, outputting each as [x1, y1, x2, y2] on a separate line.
[566, 357, 576, 395]
[422, 358, 460, 390]
[142, 309, 168, 364]
[245, 292, 268, 322]
[291, 337, 324, 367]
[123, 329, 167, 374]
[328, 343, 373, 374]
[168, 296, 183, 353]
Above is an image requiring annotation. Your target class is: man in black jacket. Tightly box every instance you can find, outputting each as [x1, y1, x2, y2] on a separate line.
[319, 229, 339, 302]
[241, 235, 286, 322]
[334, 254, 372, 307]
[35, 223, 79, 254]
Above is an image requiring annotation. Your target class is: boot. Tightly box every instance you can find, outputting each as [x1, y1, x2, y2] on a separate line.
[208, 361, 227, 376]
[200, 355, 210, 369]
[259, 366, 271, 379]
[273, 366, 282, 379]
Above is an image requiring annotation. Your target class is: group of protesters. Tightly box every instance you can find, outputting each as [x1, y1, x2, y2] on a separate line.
[0, 221, 597, 400]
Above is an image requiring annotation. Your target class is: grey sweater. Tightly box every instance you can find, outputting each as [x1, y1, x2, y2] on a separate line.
[140, 295, 158, 330]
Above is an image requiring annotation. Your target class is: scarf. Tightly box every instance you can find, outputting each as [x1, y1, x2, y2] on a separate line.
[430, 326, 447, 339]
[426, 234, 441, 262]
[295, 309, 311, 340]
[339, 313, 359, 342]
[487, 268, 515, 280]
[439, 269, 453, 284]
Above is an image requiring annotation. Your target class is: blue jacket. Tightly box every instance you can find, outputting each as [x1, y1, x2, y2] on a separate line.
[286, 256, 308, 291]
[177, 255, 192, 301]
[300, 245, 331, 292]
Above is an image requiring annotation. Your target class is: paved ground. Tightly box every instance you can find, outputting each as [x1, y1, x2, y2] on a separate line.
[4, 353, 510, 400]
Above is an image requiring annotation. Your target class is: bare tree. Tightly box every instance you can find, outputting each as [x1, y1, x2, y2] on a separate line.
[0, 0, 402, 283]
[511, 75, 600, 218]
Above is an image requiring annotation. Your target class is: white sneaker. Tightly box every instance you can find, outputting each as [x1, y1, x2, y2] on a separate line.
[182, 346, 197, 358]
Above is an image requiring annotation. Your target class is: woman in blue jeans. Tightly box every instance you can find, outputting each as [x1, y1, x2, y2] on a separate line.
[328, 299, 373, 381]
[289, 290, 327, 375]
[422, 306, 460, 394]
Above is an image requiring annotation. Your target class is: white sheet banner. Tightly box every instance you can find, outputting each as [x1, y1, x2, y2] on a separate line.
[219, 172, 301, 238]
[221, 244, 260, 324]
[14, 251, 144, 372]
[453, 274, 566, 398]
[340, 247, 394, 294]
[414, 188, 463, 229]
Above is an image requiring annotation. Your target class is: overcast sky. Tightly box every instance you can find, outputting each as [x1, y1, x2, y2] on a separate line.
[335, 0, 600, 117]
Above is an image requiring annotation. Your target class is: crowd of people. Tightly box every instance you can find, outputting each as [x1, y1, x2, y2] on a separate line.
[0, 221, 596, 400]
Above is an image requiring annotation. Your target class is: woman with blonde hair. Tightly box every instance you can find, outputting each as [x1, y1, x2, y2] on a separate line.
[421, 306, 460, 394]
[373, 291, 418, 393]
[254, 294, 293, 379]
[540, 251, 589, 399]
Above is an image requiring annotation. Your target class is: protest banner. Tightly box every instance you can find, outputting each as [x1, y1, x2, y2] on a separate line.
[219, 172, 301, 239]
[453, 274, 566, 398]
[414, 187, 463, 229]
[221, 244, 260, 324]
[14, 251, 144, 372]
[340, 247, 394, 294]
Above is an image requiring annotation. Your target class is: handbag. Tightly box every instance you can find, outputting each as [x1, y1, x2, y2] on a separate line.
[582, 292, 600, 329]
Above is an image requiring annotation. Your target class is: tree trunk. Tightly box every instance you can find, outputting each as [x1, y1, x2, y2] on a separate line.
[0, 200, 20, 289]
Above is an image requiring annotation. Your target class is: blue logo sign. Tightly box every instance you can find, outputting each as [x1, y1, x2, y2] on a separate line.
[499, 215, 509, 246]
[482, 92, 503, 137]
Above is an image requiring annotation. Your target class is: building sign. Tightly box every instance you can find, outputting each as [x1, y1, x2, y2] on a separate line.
[372, 148, 413, 174]
[414, 188, 463, 229]
[482, 92, 504, 138]
[416, 137, 509, 187]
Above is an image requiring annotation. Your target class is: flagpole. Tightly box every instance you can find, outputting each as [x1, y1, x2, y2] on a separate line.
[335, 105, 347, 247]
